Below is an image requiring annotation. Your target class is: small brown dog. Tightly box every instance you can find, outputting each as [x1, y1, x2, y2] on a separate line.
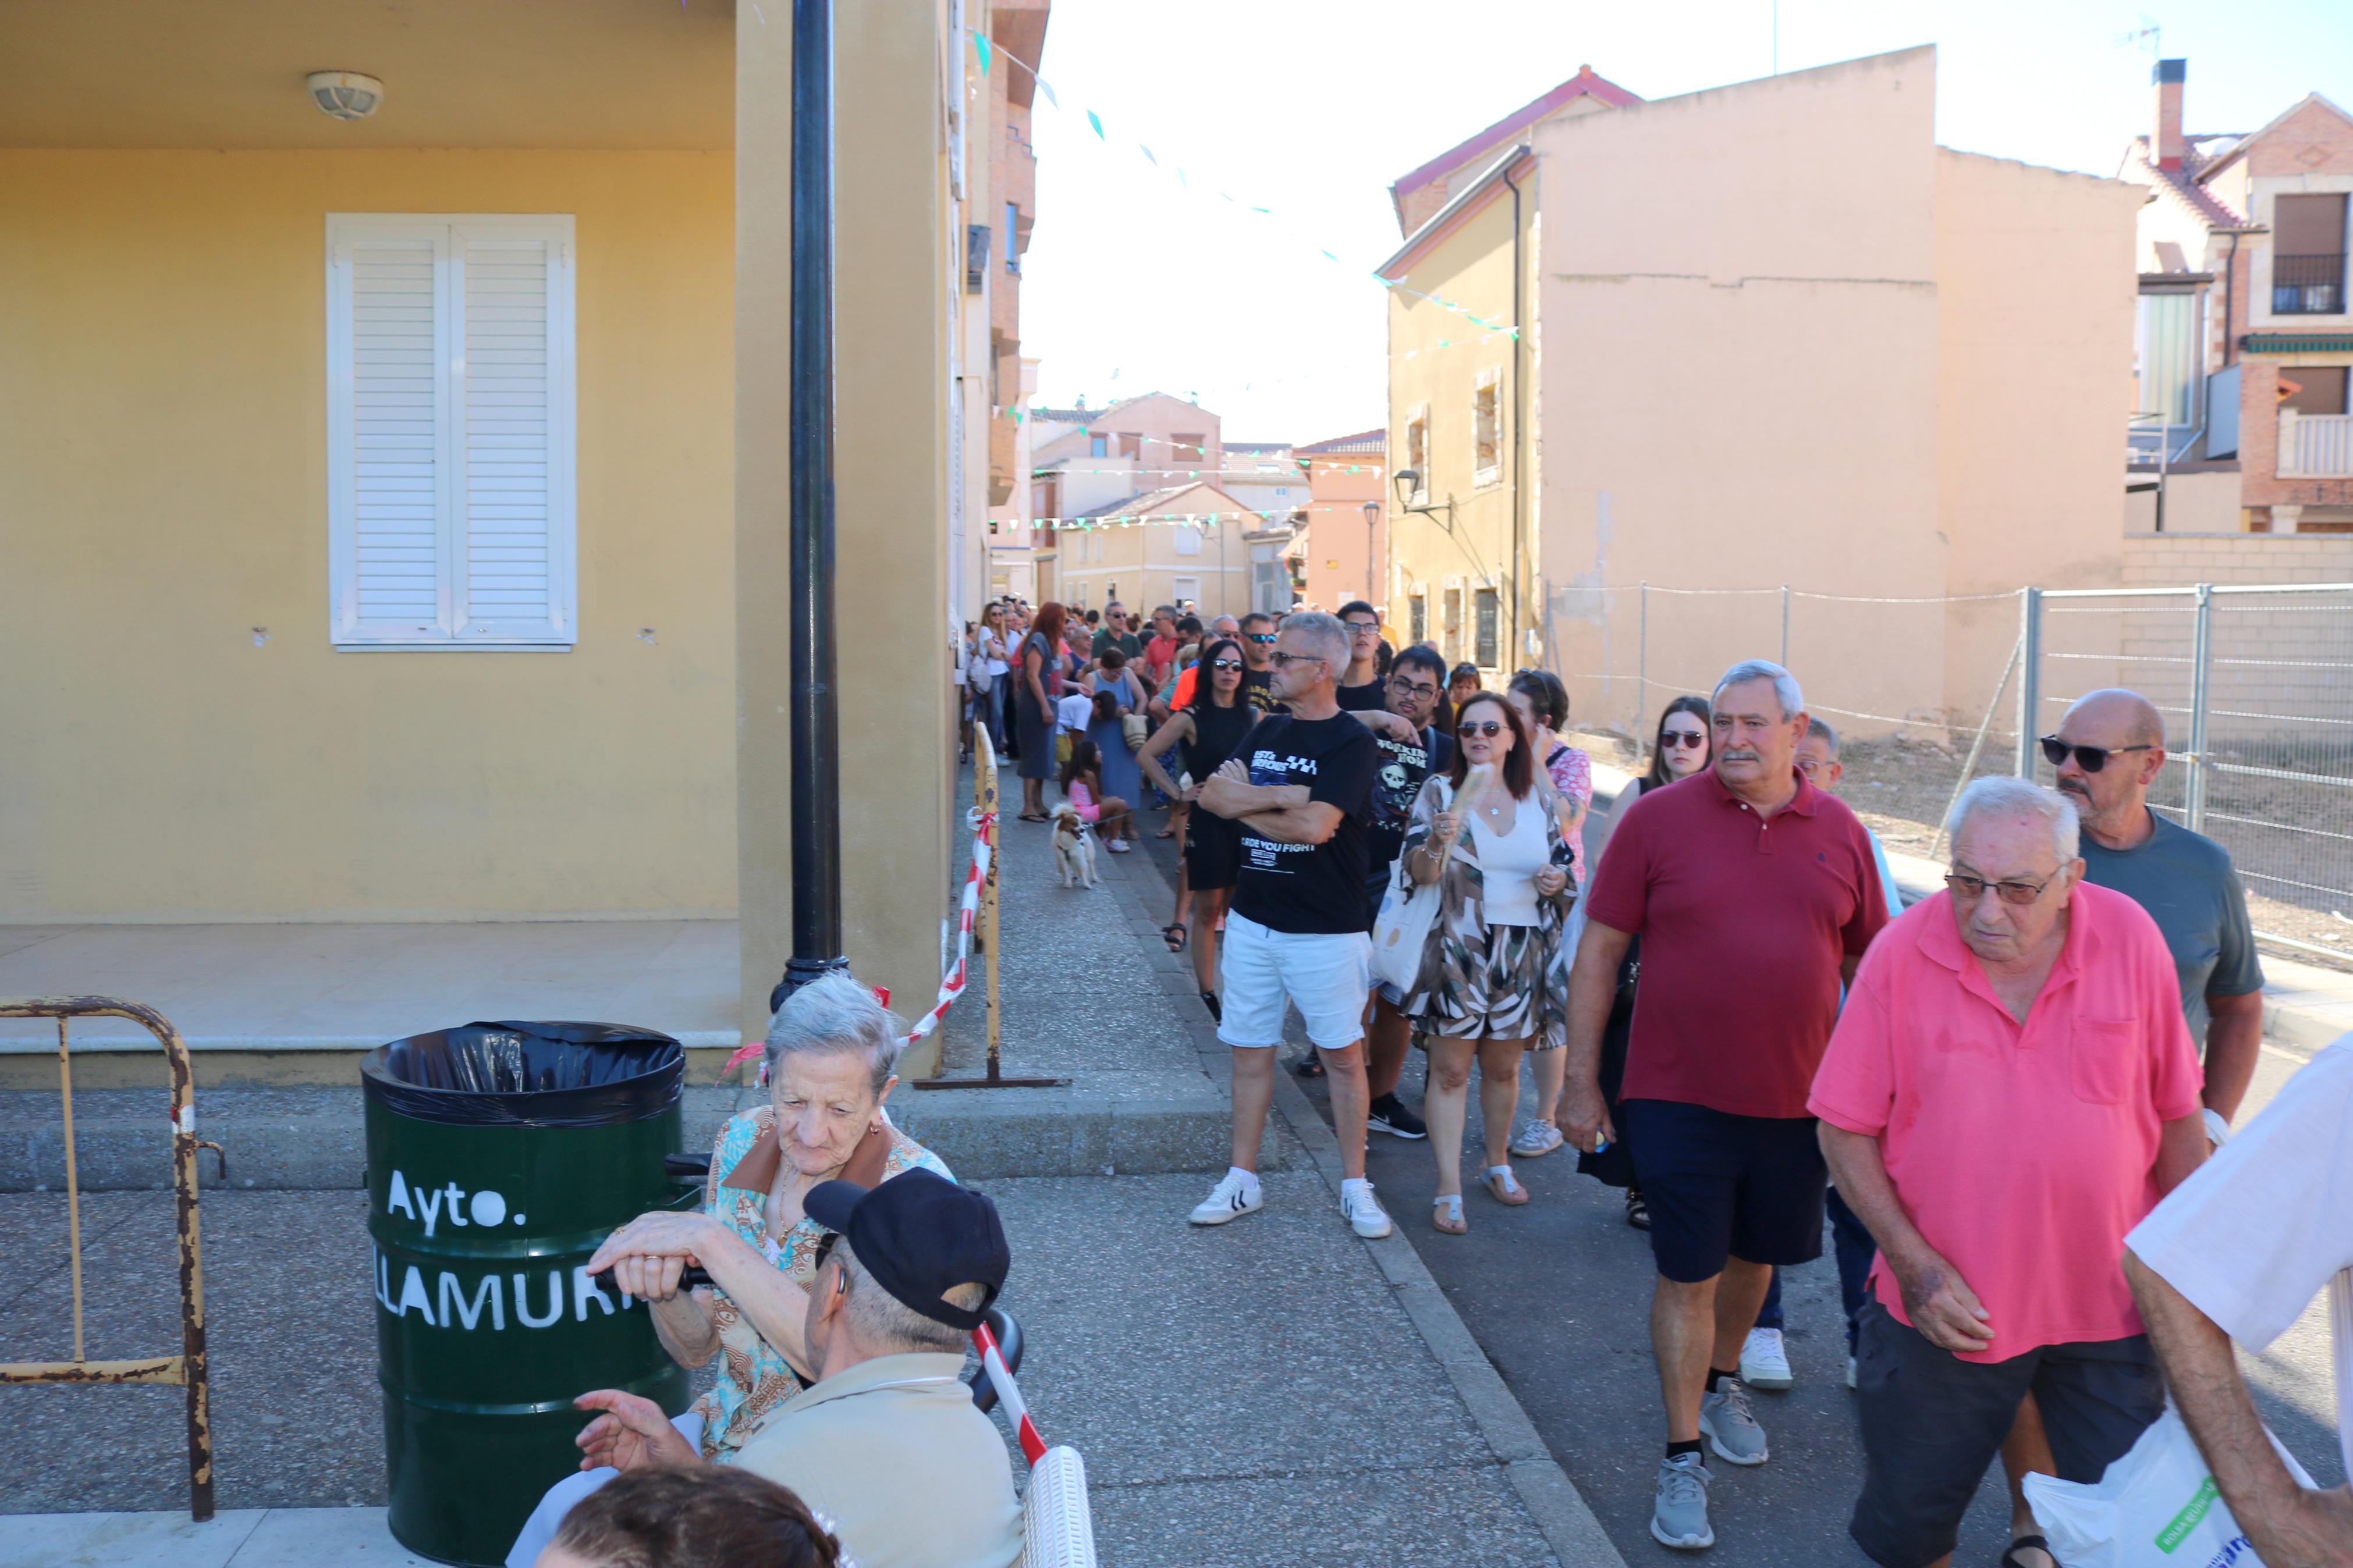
[1050, 803, 1098, 890]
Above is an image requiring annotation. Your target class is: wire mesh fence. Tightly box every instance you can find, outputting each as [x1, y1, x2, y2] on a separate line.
[2027, 584, 2353, 963]
[1548, 578, 2353, 965]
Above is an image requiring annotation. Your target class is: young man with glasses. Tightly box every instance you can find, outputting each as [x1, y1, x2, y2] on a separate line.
[1358, 644, 1453, 1139]
[1191, 612, 1393, 1239]
[1811, 776, 2206, 1568]
[1333, 600, 1390, 712]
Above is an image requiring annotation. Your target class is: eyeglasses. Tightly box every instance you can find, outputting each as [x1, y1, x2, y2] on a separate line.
[1461, 720, 1506, 737]
[1268, 651, 1326, 669]
[1660, 730, 1707, 749]
[812, 1229, 842, 1274]
[1944, 867, 2063, 906]
[2039, 735, 2155, 773]
[1209, 658, 1244, 671]
[1245, 632, 1277, 644]
[1344, 621, 1382, 637]
[1795, 758, 1827, 778]
[1389, 678, 1439, 699]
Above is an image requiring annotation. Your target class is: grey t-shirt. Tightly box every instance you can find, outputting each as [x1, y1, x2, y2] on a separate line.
[2077, 812, 2263, 1041]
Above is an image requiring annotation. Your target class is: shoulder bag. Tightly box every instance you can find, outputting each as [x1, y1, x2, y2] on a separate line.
[1370, 778, 1454, 993]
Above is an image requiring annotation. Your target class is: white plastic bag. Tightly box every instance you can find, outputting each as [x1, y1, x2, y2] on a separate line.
[1370, 781, 1453, 994]
[2025, 1406, 2316, 1568]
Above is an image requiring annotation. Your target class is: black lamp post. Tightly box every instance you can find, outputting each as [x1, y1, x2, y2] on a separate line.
[771, 0, 848, 1015]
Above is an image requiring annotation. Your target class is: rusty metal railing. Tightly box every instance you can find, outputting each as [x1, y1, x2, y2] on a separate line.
[0, 997, 217, 1521]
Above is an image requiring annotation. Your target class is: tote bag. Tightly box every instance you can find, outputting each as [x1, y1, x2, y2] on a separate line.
[1370, 779, 1454, 993]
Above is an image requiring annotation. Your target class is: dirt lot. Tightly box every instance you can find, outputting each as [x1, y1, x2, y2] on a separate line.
[1570, 728, 2353, 969]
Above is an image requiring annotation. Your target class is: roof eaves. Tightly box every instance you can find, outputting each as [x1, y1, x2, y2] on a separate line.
[2196, 92, 2353, 183]
[1388, 67, 1638, 211]
[1378, 144, 1534, 281]
[1296, 427, 1387, 454]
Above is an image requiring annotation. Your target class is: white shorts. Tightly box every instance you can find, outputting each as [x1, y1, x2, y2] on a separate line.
[1216, 912, 1372, 1052]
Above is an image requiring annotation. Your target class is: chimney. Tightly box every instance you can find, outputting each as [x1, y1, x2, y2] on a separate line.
[2154, 58, 2187, 171]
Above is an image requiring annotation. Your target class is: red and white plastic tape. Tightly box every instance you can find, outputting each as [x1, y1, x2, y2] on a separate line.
[722, 810, 995, 1085]
[975, 1315, 1048, 1466]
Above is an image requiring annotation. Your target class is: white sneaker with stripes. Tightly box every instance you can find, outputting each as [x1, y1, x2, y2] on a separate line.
[1187, 1171, 1264, 1226]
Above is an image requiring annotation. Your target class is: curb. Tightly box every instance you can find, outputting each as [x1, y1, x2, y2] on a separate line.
[1106, 835, 1628, 1568]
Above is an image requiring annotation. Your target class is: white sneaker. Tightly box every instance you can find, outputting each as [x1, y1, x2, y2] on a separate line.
[1846, 1354, 1858, 1389]
[1740, 1327, 1793, 1390]
[1340, 1181, 1393, 1238]
[1187, 1171, 1263, 1226]
[1509, 1119, 1566, 1158]
[1106, 838, 1131, 853]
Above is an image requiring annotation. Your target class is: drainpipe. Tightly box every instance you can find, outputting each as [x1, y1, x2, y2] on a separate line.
[773, 0, 847, 1012]
[1503, 154, 1528, 667]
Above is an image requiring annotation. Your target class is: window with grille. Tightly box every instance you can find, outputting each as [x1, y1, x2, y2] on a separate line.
[326, 214, 576, 648]
[1410, 593, 1427, 645]
[1475, 587, 1500, 667]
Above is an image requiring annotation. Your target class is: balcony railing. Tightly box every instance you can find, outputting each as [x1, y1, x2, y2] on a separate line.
[2279, 410, 2353, 478]
[2273, 253, 2347, 315]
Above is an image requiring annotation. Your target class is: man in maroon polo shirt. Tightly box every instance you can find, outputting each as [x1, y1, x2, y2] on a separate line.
[1563, 659, 1890, 1551]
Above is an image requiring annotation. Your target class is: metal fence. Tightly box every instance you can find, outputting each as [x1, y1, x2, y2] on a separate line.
[2024, 583, 2353, 963]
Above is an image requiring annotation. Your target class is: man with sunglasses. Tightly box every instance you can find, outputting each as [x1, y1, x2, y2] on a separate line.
[2042, 689, 2264, 1132]
[1811, 776, 2207, 1568]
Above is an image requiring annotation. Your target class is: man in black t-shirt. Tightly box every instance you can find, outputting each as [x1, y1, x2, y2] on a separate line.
[1236, 612, 1286, 714]
[1189, 611, 1392, 1240]
[1335, 600, 1389, 712]
[1357, 643, 1452, 1140]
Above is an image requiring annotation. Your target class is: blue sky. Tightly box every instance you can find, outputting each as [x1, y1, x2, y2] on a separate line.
[1016, 0, 2351, 443]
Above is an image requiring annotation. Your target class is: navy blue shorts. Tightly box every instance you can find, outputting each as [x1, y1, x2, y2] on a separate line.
[1621, 1099, 1827, 1282]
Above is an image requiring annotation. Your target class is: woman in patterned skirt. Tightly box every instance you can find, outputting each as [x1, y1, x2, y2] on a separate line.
[1395, 692, 1578, 1235]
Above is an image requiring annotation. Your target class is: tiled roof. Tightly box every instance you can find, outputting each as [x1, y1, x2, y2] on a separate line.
[1296, 428, 1385, 456]
[1029, 407, 1095, 425]
[1227, 442, 1293, 453]
[2123, 137, 2251, 230]
[1073, 481, 1271, 522]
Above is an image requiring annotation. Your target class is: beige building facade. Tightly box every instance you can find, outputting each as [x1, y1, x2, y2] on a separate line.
[2, 0, 1000, 1065]
[1380, 47, 2143, 737]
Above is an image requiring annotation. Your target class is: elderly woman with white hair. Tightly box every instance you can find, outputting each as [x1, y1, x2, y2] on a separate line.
[584, 971, 953, 1461]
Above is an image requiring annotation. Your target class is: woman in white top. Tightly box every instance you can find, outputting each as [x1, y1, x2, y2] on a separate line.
[1396, 692, 1577, 1235]
[977, 602, 1013, 757]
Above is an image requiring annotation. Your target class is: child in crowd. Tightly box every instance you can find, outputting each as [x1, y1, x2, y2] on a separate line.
[1054, 684, 1093, 771]
[1058, 737, 1133, 851]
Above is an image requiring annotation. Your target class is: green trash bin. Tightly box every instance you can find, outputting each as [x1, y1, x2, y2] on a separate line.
[363, 1021, 693, 1567]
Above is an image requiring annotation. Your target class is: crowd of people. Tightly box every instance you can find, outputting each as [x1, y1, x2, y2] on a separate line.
[960, 598, 2344, 1567]
[521, 603, 2348, 1568]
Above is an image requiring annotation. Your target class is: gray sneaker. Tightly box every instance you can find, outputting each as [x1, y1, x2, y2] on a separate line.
[1700, 1377, 1769, 1466]
[1650, 1452, 1714, 1549]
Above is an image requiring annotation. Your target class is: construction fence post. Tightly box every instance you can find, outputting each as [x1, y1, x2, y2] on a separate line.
[2187, 582, 2213, 834]
[2014, 587, 2042, 779]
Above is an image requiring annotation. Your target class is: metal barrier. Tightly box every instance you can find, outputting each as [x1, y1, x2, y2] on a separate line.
[0, 997, 218, 1521]
[2025, 582, 2353, 963]
[916, 726, 1063, 1090]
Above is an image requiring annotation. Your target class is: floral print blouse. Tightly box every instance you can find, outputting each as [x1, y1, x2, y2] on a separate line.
[688, 1106, 952, 1456]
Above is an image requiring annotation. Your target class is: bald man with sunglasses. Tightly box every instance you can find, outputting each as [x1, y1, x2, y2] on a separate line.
[2042, 689, 2264, 1131]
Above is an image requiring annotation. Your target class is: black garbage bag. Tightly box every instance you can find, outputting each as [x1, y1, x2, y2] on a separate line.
[360, 1021, 683, 1128]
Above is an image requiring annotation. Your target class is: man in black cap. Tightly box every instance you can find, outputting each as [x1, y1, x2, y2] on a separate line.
[553, 1171, 1023, 1568]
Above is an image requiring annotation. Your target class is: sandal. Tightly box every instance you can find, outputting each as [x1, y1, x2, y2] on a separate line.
[1162, 924, 1188, 952]
[1625, 1186, 1651, 1231]
[1018, 812, 1049, 823]
[1291, 1053, 1325, 1080]
[1154, 827, 1177, 839]
[2001, 1537, 2058, 1568]
[1431, 1194, 1467, 1235]
[1482, 1165, 1529, 1206]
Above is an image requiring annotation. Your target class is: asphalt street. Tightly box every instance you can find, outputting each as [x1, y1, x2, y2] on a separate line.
[1134, 770, 2344, 1567]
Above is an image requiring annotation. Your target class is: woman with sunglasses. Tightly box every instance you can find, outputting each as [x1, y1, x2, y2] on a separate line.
[1396, 692, 1578, 1233]
[1137, 637, 1258, 1014]
[1575, 696, 1713, 1229]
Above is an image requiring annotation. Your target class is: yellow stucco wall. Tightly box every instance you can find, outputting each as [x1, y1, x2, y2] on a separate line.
[1, 149, 737, 920]
[1385, 193, 1525, 670]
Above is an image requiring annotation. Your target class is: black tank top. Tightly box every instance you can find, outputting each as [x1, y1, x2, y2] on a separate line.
[1180, 699, 1254, 780]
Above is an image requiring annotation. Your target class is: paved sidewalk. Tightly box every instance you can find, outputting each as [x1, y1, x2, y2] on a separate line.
[3, 764, 1623, 1566]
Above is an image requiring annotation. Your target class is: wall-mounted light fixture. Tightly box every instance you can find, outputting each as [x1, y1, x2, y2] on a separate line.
[307, 71, 384, 120]
[1390, 468, 1455, 528]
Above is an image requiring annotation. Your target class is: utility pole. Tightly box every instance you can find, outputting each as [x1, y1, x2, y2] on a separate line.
[773, 0, 847, 1012]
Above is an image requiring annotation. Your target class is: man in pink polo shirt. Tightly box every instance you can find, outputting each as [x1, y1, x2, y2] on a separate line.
[1565, 659, 1890, 1551]
[1811, 776, 2208, 1568]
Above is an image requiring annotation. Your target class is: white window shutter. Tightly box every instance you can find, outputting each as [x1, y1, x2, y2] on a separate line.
[329, 225, 453, 642]
[454, 223, 574, 643]
[327, 215, 574, 648]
